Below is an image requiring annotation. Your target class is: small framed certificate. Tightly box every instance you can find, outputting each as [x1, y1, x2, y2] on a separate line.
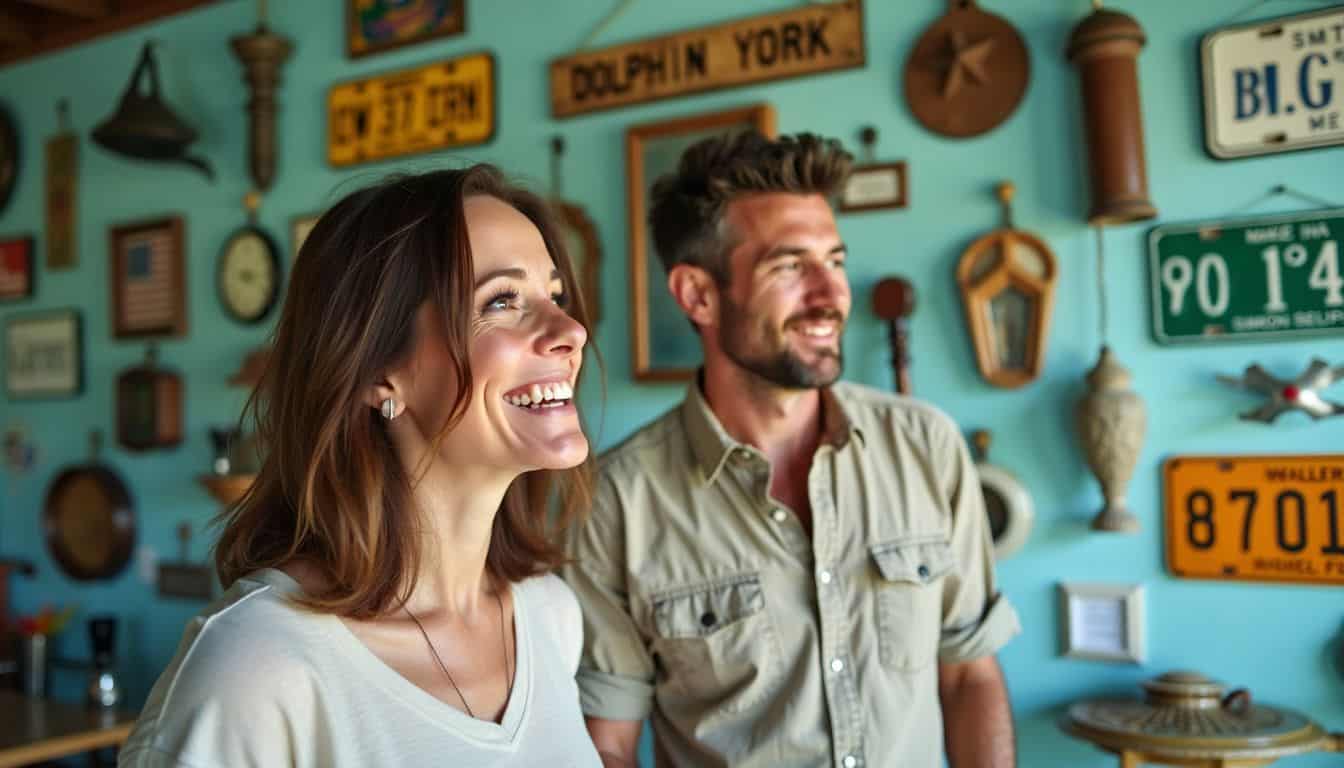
[839, 161, 907, 213]
[1059, 582, 1146, 664]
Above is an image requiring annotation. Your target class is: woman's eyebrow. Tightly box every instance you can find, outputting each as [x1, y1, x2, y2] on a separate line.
[474, 268, 527, 290]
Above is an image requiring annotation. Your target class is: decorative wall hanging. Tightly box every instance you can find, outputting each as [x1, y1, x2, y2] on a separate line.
[157, 523, 215, 600]
[328, 51, 495, 167]
[1148, 197, 1344, 344]
[838, 126, 907, 214]
[956, 182, 1057, 388]
[551, 1, 863, 118]
[0, 105, 17, 216]
[1202, 5, 1344, 160]
[92, 41, 213, 180]
[43, 431, 136, 582]
[45, 101, 77, 270]
[230, 0, 293, 192]
[109, 215, 187, 339]
[290, 212, 319, 261]
[347, 0, 465, 59]
[0, 235, 34, 301]
[549, 136, 603, 326]
[872, 276, 915, 395]
[4, 309, 81, 400]
[903, 0, 1029, 138]
[218, 193, 282, 325]
[115, 344, 183, 452]
[1066, 2, 1156, 225]
[1062, 671, 1344, 765]
[1077, 346, 1146, 533]
[3, 424, 37, 474]
[627, 104, 777, 382]
[971, 429, 1034, 560]
[1217, 358, 1343, 423]
[1057, 582, 1145, 663]
[1164, 453, 1344, 587]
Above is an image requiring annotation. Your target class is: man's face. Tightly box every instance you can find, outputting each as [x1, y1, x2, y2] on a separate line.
[714, 193, 849, 390]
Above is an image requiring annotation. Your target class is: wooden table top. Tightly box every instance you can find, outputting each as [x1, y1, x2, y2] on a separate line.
[0, 690, 136, 768]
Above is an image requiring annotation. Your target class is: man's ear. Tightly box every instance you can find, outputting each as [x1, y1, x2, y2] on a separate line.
[667, 264, 719, 330]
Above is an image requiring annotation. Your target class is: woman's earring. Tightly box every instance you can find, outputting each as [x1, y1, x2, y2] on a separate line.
[380, 398, 399, 420]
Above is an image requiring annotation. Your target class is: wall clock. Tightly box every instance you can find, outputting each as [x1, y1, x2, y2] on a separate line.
[218, 223, 281, 324]
[0, 106, 18, 215]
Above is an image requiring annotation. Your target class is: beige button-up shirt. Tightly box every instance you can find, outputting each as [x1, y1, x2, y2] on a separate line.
[563, 380, 1020, 768]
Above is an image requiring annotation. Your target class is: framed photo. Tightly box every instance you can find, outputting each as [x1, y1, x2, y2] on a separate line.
[554, 200, 602, 326]
[347, 0, 465, 59]
[109, 215, 187, 339]
[0, 235, 34, 301]
[1059, 582, 1146, 664]
[626, 103, 776, 382]
[5, 309, 82, 399]
[839, 161, 908, 213]
[291, 212, 320, 261]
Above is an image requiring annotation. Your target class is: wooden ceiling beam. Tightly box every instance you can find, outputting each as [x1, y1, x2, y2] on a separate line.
[0, 6, 39, 45]
[0, 0, 217, 68]
[13, 0, 113, 20]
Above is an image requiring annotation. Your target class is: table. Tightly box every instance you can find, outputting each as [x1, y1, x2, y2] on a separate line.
[0, 690, 135, 768]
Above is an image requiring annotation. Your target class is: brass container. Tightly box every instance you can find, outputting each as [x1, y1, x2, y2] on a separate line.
[1062, 671, 1344, 766]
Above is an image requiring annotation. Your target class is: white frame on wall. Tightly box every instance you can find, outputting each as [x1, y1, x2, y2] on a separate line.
[1059, 582, 1146, 664]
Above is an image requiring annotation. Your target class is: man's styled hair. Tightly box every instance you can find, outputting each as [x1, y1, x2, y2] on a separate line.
[648, 131, 852, 284]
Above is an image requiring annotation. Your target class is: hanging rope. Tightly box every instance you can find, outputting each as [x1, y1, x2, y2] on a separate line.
[577, 0, 636, 50]
[1229, 184, 1341, 215]
[1094, 226, 1108, 348]
[1221, 0, 1335, 26]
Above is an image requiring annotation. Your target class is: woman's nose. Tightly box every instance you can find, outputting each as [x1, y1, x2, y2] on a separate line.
[537, 302, 587, 356]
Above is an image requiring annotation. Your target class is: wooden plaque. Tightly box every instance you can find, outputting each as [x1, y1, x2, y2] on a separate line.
[551, 1, 864, 118]
[45, 131, 77, 269]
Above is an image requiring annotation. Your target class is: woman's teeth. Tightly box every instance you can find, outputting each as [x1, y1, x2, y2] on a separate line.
[505, 381, 574, 409]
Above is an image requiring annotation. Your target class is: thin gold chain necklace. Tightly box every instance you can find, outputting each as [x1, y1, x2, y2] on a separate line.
[403, 589, 513, 719]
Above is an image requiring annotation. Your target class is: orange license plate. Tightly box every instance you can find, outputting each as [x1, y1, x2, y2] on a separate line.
[1165, 455, 1344, 585]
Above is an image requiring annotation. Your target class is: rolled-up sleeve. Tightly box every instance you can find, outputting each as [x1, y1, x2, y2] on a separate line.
[932, 414, 1022, 664]
[561, 471, 656, 721]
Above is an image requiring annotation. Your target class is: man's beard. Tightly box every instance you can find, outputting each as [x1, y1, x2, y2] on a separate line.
[718, 296, 844, 390]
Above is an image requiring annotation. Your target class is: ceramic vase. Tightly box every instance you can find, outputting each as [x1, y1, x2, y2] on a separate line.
[1075, 345, 1146, 532]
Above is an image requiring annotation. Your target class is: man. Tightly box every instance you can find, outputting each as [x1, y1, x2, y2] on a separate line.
[563, 132, 1020, 768]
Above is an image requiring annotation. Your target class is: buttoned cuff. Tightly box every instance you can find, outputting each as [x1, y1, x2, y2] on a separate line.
[938, 593, 1021, 664]
[577, 666, 655, 721]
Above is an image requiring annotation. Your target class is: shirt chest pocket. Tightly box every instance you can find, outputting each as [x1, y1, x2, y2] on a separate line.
[871, 536, 955, 671]
[649, 574, 782, 717]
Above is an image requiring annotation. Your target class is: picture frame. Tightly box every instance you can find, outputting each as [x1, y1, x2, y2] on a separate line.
[109, 215, 187, 339]
[291, 212, 320, 262]
[5, 309, 82, 400]
[554, 200, 602, 326]
[626, 103, 776, 382]
[1059, 582, 1146, 664]
[347, 0, 465, 59]
[838, 161, 908, 213]
[0, 235, 34, 301]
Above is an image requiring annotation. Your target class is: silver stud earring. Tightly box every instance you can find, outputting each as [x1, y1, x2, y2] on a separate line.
[381, 398, 399, 420]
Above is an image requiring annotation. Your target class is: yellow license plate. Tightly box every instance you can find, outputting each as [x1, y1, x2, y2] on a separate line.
[1165, 455, 1344, 585]
[327, 52, 495, 167]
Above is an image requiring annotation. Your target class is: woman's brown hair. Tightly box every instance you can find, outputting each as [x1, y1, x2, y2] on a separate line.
[214, 165, 594, 618]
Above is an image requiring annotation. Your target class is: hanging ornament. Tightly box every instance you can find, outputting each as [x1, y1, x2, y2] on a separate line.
[872, 276, 916, 395]
[230, 0, 292, 192]
[45, 100, 78, 269]
[1217, 358, 1344, 423]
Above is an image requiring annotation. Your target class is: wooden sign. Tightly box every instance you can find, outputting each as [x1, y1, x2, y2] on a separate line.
[328, 51, 495, 167]
[1201, 5, 1344, 160]
[1148, 208, 1344, 344]
[550, 1, 864, 118]
[45, 129, 77, 269]
[1165, 454, 1344, 586]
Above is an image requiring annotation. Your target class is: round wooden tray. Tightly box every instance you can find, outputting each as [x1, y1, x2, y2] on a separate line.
[197, 474, 256, 506]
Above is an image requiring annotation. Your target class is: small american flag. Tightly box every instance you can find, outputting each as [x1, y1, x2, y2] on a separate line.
[119, 231, 176, 331]
[0, 239, 31, 299]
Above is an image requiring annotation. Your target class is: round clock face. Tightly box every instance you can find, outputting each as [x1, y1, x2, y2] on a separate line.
[219, 228, 280, 323]
[0, 107, 18, 215]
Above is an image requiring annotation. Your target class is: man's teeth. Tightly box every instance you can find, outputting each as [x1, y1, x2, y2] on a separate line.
[798, 323, 836, 337]
[505, 382, 574, 408]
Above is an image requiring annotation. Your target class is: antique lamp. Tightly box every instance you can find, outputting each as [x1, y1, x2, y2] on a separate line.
[115, 344, 183, 452]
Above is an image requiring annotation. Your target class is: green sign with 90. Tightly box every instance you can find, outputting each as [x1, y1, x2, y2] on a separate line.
[1148, 208, 1344, 344]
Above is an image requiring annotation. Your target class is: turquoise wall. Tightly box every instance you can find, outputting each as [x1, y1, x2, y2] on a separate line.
[1, 1, 1342, 765]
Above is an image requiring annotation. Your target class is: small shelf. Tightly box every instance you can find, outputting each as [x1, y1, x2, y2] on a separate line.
[197, 474, 256, 506]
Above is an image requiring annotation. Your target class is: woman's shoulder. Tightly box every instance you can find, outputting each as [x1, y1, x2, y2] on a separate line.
[517, 572, 583, 668]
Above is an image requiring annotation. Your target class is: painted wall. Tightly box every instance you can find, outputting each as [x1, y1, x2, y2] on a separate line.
[1, 1, 1341, 765]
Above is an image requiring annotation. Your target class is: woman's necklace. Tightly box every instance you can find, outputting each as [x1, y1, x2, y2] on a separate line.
[403, 589, 513, 719]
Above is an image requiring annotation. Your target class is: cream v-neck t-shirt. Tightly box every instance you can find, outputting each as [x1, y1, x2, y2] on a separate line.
[120, 568, 602, 768]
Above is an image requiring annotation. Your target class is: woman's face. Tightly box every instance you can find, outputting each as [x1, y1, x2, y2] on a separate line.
[398, 195, 588, 474]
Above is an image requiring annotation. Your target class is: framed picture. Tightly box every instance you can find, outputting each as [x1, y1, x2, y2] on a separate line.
[109, 216, 187, 339]
[291, 213, 320, 261]
[0, 235, 34, 301]
[1059, 582, 1146, 664]
[5, 309, 82, 399]
[347, 0, 465, 58]
[839, 161, 908, 213]
[626, 104, 776, 381]
[554, 200, 602, 326]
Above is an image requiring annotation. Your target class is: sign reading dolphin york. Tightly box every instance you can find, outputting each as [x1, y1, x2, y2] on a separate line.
[550, 1, 864, 118]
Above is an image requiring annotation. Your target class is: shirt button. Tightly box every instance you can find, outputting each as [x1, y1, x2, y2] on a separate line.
[700, 611, 716, 628]
[771, 509, 787, 523]
[843, 756, 858, 768]
[830, 658, 844, 673]
[818, 569, 833, 584]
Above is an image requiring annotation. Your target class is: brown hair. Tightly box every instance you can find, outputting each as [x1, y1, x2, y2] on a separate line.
[214, 165, 594, 619]
[648, 131, 852, 284]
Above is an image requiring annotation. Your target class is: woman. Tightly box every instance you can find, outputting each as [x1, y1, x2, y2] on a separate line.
[121, 166, 602, 767]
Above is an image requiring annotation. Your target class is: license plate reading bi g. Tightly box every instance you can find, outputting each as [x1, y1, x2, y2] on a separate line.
[1165, 455, 1344, 586]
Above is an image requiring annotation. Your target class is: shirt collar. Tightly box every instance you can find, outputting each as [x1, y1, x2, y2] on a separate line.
[681, 373, 866, 485]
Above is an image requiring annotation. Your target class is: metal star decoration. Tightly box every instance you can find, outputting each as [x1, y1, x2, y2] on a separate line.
[1216, 358, 1344, 423]
[941, 29, 994, 98]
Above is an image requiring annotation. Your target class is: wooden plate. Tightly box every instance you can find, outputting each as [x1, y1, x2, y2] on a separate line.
[43, 464, 136, 581]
